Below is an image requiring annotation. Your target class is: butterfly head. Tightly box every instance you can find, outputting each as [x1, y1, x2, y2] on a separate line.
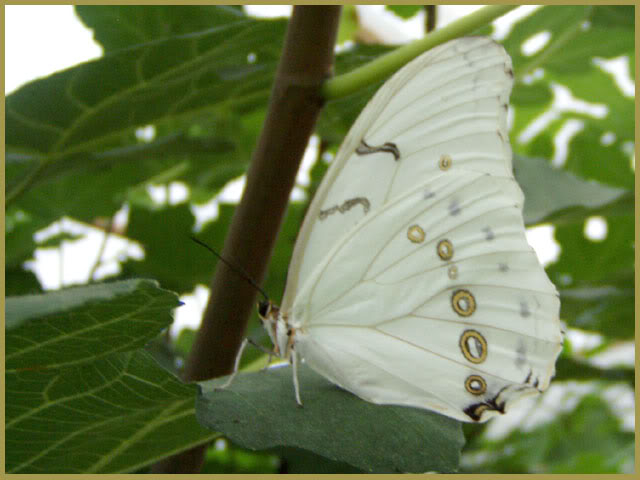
[257, 300, 284, 356]
[257, 299, 272, 320]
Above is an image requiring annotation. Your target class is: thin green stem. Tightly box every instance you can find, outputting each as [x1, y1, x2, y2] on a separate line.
[88, 217, 114, 283]
[322, 5, 517, 100]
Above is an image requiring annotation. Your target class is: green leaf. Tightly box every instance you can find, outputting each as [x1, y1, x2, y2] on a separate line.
[6, 279, 180, 369]
[385, 5, 422, 20]
[505, 5, 634, 189]
[201, 440, 280, 473]
[124, 203, 236, 293]
[6, 350, 215, 473]
[5, 266, 42, 296]
[6, 16, 285, 211]
[75, 5, 245, 51]
[197, 365, 464, 473]
[5, 279, 217, 473]
[513, 155, 631, 225]
[336, 5, 359, 45]
[36, 231, 84, 248]
[554, 355, 634, 385]
[559, 283, 634, 339]
[548, 214, 634, 338]
[274, 446, 363, 473]
[317, 44, 393, 145]
[5, 206, 46, 269]
[549, 214, 633, 289]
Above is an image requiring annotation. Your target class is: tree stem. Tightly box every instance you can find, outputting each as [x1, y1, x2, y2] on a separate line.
[151, 5, 342, 473]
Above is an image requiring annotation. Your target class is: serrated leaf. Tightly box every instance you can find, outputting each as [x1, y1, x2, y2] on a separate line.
[197, 365, 463, 473]
[6, 279, 180, 370]
[6, 350, 215, 473]
[5, 279, 216, 473]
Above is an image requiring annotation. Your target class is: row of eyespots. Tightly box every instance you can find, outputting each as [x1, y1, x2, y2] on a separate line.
[408, 156, 491, 402]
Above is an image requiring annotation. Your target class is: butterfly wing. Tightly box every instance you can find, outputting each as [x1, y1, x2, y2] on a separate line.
[281, 37, 515, 312]
[282, 37, 563, 422]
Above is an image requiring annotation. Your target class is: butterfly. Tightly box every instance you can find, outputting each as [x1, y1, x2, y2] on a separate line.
[222, 36, 563, 423]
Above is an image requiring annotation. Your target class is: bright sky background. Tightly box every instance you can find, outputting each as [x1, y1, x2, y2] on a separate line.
[5, 4, 634, 439]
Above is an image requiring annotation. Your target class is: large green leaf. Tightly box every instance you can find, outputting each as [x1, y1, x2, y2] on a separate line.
[5, 280, 217, 473]
[513, 155, 631, 225]
[6, 279, 178, 368]
[6, 16, 286, 218]
[75, 5, 245, 52]
[549, 214, 634, 339]
[197, 365, 464, 473]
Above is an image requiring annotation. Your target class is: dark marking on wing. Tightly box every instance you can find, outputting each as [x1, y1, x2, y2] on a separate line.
[319, 197, 370, 220]
[356, 139, 400, 161]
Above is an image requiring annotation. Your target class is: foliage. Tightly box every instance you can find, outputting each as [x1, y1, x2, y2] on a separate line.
[5, 5, 634, 474]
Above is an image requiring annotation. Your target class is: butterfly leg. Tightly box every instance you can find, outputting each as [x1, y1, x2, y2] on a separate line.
[216, 337, 249, 390]
[291, 349, 303, 406]
[247, 338, 276, 371]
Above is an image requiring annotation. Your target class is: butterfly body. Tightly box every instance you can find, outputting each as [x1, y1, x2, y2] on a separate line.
[254, 37, 562, 422]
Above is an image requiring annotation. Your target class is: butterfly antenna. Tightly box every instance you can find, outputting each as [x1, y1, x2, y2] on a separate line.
[188, 235, 269, 301]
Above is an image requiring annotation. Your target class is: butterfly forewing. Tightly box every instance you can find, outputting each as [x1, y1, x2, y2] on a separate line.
[282, 38, 515, 311]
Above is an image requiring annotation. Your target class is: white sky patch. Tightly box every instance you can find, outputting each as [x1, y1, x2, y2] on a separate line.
[525, 224, 560, 266]
[518, 83, 608, 145]
[25, 217, 143, 290]
[191, 200, 220, 232]
[552, 119, 584, 168]
[492, 5, 542, 41]
[171, 284, 210, 337]
[593, 56, 635, 97]
[600, 131, 617, 146]
[521, 67, 545, 85]
[5, 5, 102, 93]
[355, 5, 424, 44]
[521, 30, 551, 56]
[135, 125, 157, 143]
[591, 342, 635, 369]
[602, 384, 635, 431]
[565, 328, 603, 352]
[584, 215, 608, 241]
[244, 5, 292, 18]
[147, 182, 189, 206]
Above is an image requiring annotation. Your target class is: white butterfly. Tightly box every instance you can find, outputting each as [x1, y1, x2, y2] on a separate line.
[225, 36, 563, 423]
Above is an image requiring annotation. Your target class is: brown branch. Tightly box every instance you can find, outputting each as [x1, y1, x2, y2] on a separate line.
[425, 5, 436, 33]
[151, 6, 342, 473]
